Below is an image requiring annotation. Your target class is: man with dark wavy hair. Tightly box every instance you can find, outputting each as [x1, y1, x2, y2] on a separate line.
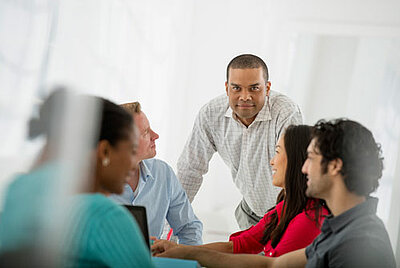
[305, 119, 382, 197]
[300, 118, 395, 267]
[152, 118, 396, 268]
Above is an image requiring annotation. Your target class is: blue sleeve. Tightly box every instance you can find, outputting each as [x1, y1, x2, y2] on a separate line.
[165, 165, 203, 245]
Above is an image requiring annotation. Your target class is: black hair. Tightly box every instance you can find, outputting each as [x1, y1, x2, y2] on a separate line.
[261, 125, 325, 247]
[312, 118, 383, 196]
[98, 98, 133, 146]
[226, 54, 269, 82]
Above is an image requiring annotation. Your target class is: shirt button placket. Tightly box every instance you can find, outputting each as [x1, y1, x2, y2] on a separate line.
[242, 128, 253, 188]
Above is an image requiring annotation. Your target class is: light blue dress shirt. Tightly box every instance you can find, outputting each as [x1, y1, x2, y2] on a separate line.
[110, 158, 203, 245]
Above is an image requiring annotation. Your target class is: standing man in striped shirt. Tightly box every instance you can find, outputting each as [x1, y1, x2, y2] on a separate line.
[177, 54, 303, 229]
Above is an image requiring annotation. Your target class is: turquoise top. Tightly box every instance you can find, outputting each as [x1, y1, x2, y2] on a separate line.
[0, 163, 155, 267]
[64, 194, 155, 268]
[0, 163, 59, 250]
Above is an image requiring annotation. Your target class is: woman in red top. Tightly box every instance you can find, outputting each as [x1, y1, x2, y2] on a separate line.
[228, 125, 329, 256]
[153, 125, 329, 257]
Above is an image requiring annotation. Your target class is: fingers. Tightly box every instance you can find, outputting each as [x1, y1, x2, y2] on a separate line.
[151, 240, 178, 256]
[155, 247, 177, 258]
[155, 246, 188, 259]
[150, 236, 157, 247]
[151, 241, 166, 255]
[155, 251, 168, 257]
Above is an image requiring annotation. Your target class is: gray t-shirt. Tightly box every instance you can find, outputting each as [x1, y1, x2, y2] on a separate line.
[306, 197, 396, 268]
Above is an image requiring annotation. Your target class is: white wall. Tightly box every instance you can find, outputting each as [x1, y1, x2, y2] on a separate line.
[1, 0, 400, 256]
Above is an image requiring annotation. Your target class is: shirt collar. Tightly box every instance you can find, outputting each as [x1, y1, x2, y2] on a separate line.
[322, 197, 378, 234]
[139, 160, 155, 182]
[224, 96, 272, 124]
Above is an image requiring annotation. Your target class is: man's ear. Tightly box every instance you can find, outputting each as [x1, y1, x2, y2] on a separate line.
[266, 81, 271, 97]
[225, 81, 229, 96]
[328, 158, 343, 176]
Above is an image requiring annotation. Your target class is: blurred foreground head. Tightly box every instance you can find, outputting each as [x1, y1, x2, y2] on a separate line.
[0, 88, 139, 266]
[28, 88, 137, 194]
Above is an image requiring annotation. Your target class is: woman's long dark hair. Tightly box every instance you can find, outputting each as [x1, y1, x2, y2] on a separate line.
[260, 125, 324, 246]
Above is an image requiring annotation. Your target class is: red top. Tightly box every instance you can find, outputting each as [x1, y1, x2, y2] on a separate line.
[229, 199, 329, 257]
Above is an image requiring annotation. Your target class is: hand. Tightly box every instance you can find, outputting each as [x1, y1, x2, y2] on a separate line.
[157, 246, 191, 259]
[151, 239, 179, 256]
[149, 236, 158, 246]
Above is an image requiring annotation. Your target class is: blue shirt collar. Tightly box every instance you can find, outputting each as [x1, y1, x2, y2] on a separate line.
[139, 160, 155, 182]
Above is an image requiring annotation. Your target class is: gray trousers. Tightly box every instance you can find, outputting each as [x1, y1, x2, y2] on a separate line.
[235, 199, 263, 230]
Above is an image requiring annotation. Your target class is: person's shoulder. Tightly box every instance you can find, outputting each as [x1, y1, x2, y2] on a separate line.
[6, 173, 29, 193]
[332, 220, 396, 267]
[142, 158, 177, 182]
[291, 199, 327, 224]
[73, 193, 114, 208]
[291, 208, 317, 224]
[199, 94, 229, 116]
[269, 90, 299, 110]
[352, 213, 389, 236]
[143, 158, 173, 172]
[263, 202, 280, 219]
[69, 194, 140, 244]
[337, 214, 391, 244]
[332, 212, 392, 251]
[73, 193, 128, 219]
[5, 163, 59, 196]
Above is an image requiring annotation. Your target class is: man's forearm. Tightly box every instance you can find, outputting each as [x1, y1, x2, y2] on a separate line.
[176, 246, 273, 268]
[158, 242, 306, 267]
[199, 241, 233, 253]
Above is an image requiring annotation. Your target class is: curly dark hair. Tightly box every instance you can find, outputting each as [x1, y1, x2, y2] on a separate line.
[312, 118, 384, 196]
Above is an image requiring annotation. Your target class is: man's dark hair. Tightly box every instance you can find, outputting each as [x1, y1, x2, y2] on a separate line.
[312, 118, 384, 196]
[226, 54, 269, 82]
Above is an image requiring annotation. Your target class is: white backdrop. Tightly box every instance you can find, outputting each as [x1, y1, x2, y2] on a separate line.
[1, 0, 400, 260]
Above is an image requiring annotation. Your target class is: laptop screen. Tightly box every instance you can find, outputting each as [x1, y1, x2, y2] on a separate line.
[122, 205, 150, 249]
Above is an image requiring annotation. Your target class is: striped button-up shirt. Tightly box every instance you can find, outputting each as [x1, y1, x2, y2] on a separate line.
[177, 90, 302, 216]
